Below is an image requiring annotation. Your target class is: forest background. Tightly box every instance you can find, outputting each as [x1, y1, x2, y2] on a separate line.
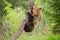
[0, 0, 60, 40]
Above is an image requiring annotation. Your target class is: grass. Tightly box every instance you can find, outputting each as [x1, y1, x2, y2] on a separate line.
[3, 0, 60, 40]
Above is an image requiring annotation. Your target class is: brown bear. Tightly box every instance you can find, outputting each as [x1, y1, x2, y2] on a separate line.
[24, 5, 41, 32]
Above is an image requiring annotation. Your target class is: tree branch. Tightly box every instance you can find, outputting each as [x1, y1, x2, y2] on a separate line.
[12, 20, 27, 40]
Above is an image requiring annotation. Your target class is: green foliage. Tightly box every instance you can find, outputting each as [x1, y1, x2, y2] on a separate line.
[39, 0, 60, 34]
[0, 0, 6, 26]
[6, 0, 29, 9]
[3, 0, 26, 40]
[0, 0, 60, 40]
[47, 34, 60, 40]
[0, 0, 6, 16]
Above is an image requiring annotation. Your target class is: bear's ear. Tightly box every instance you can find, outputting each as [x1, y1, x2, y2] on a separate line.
[38, 8, 41, 10]
[33, 5, 36, 9]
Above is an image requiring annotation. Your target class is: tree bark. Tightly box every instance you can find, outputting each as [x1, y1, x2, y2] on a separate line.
[12, 20, 27, 40]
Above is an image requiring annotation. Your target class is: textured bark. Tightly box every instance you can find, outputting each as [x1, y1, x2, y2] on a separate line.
[12, 20, 27, 40]
[12, 0, 35, 40]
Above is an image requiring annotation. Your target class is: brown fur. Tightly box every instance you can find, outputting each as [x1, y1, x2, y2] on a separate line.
[24, 5, 41, 32]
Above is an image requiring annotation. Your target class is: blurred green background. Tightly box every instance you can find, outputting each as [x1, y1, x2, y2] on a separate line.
[0, 0, 60, 40]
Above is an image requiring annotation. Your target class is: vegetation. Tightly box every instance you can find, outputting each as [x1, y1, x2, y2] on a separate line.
[0, 0, 60, 40]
